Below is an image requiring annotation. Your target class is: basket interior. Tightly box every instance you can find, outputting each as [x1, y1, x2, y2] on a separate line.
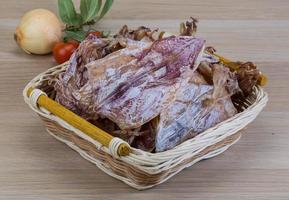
[36, 65, 256, 113]
[33, 64, 258, 153]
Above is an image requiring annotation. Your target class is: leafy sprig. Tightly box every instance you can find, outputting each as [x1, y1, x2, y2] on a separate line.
[58, 0, 114, 41]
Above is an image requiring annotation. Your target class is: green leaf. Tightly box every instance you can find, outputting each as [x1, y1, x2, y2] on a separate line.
[97, 0, 114, 21]
[65, 30, 87, 42]
[80, 0, 102, 23]
[75, 13, 83, 27]
[101, 31, 110, 38]
[58, 0, 81, 27]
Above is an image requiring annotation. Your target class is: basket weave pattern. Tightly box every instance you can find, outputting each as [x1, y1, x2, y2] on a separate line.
[23, 63, 268, 189]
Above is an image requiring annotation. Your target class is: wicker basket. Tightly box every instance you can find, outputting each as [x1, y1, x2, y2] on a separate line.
[23, 63, 268, 190]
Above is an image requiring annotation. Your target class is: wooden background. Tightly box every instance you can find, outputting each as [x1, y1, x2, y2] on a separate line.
[0, 0, 289, 199]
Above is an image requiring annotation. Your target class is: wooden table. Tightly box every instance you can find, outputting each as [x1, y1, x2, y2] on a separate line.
[1, 0, 289, 199]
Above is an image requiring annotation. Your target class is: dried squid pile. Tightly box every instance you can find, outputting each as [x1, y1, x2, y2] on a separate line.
[54, 19, 262, 152]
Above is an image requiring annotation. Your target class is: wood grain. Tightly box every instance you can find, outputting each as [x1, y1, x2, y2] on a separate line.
[0, 0, 289, 199]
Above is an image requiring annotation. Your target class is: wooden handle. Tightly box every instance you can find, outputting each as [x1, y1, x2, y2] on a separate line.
[27, 87, 131, 156]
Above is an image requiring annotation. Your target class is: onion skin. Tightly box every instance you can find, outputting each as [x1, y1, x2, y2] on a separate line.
[14, 9, 62, 55]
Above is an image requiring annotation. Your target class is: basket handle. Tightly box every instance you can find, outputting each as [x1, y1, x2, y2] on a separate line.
[27, 87, 131, 157]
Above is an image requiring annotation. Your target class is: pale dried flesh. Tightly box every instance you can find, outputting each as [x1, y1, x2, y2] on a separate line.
[55, 27, 248, 152]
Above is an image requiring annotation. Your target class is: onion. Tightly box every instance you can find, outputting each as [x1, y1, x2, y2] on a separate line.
[14, 9, 62, 55]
